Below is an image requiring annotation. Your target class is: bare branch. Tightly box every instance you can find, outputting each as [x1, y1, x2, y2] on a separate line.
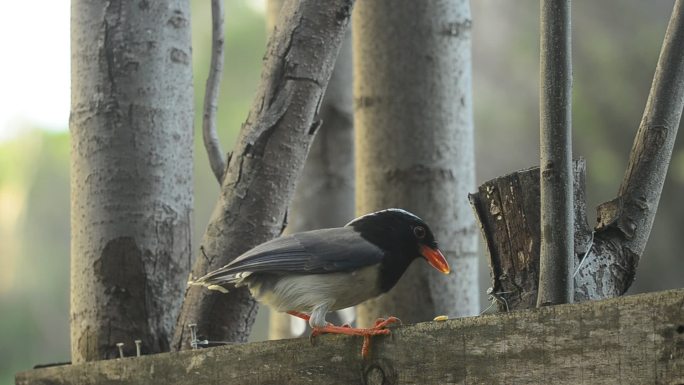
[171, 0, 356, 350]
[597, 0, 684, 257]
[538, 0, 574, 306]
[203, 0, 227, 183]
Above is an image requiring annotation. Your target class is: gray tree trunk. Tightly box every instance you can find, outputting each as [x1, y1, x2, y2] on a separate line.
[265, 0, 355, 339]
[70, 0, 194, 363]
[354, 0, 479, 326]
[171, 0, 356, 350]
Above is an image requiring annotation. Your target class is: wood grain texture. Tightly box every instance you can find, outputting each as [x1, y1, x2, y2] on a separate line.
[18, 289, 684, 385]
[469, 160, 592, 311]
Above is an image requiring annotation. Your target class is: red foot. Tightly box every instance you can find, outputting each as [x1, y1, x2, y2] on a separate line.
[310, 316, 401, 358]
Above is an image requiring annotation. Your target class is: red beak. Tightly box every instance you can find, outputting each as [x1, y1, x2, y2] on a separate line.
[420, 245, 450, 274]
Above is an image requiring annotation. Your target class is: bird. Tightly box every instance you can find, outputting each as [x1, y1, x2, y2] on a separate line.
[189, 208, 450, 357]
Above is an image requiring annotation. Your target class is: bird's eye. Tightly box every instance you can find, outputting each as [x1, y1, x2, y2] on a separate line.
[413, 226, 426, 239]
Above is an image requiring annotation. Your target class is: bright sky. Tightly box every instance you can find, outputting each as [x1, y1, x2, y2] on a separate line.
[0, 0, 266, 144]
[0, 1, 70, 142]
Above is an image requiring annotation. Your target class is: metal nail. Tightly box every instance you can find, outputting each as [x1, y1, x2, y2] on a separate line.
[116, 342, 125, 359]
[134, 340, 142, 357]
[189, 323, 198, 350]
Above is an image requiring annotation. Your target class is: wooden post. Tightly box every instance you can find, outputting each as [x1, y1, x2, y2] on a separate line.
[469, 160, 591, 311]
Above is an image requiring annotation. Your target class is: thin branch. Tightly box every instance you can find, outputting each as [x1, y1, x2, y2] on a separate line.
[537, 0, 574, 306]
[203, 0, 227, 183]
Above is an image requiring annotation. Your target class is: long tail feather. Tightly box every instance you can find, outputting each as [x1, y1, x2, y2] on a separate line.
[187, 269, 251, 293]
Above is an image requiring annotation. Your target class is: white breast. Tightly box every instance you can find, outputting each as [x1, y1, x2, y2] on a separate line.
[247, 265, 382, 313]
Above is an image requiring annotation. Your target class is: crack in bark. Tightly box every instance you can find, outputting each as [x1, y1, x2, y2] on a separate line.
[440, 19, 473, 37]
[103, 0, 124, 104]
[285, 75, 323, 88]
[265, 19, 302, 108]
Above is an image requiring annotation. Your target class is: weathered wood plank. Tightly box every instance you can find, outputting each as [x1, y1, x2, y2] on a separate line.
[17, 289, 684, 385]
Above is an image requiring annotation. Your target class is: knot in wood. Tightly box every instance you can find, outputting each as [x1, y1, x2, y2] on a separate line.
[363, 360, 396, 385]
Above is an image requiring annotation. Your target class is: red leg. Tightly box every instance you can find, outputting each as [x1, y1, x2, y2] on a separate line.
[310, 316, 401, 358]
[286, 310, 311, 322]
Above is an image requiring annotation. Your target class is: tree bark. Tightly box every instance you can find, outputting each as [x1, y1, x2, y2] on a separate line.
[538, 0, 574, 306]
[265, 0, 355, 339]
[354, 0, 479, 326]
[70, 0, 194, 362]
[171, 0, 356, 350]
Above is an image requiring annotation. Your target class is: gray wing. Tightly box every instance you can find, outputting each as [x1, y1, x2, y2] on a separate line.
[193, 227, 384, 286]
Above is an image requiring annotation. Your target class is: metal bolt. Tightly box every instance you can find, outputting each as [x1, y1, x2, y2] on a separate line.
[116, 343, 125, 359]
[134, 340, 142, 357]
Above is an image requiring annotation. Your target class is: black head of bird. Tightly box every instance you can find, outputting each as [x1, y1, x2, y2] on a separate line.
[189, 208, 450, 356]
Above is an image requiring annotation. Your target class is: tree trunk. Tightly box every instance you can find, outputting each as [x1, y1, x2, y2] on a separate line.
[354, 0, 479, 326]
[265, 0, 355, 339]
[70, 0, 194, 362]
[171, 0, 356, 350]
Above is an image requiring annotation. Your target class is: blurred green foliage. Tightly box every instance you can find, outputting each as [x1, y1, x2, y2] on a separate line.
[0, 132, 71, 384]
[2, 0, 683, 383]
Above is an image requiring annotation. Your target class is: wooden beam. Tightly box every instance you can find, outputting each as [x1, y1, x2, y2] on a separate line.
[17, 289, 684, 385]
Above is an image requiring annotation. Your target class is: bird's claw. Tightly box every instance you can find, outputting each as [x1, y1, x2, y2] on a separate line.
[308, 316, 402, 358]
[309, 331, 319, 345]
[373, 316, 401, 328]
[309, 322, 336, 345]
